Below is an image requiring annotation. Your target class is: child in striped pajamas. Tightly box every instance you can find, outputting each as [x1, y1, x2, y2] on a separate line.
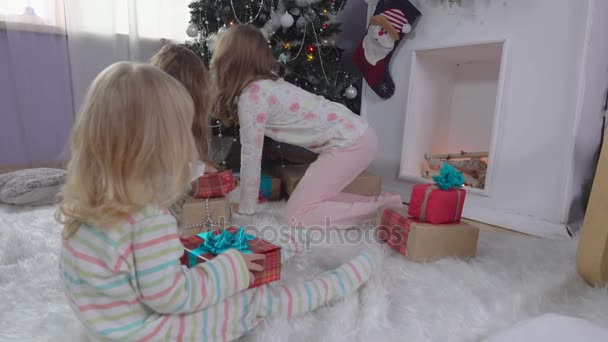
[57, 62, 375, 341]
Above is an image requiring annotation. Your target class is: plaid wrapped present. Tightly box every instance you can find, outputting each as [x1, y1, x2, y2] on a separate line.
[408, 184, 466, 224]
[180, 227, 281, 288]
[189, 170, 238, 198]
[378, 207, 479, 262]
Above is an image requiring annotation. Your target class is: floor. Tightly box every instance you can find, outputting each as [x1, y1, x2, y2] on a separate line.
[1, 202, 607, 341]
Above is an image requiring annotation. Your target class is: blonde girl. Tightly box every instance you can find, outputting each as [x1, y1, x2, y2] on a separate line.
[57, 62, 374, 341]
[150, 43, 214, 167]
[212, 25, 402, 228]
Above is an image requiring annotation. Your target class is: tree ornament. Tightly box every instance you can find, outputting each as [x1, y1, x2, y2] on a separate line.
[290, 7, 301, 16]
[321, 38, 331, 47]
[344, 85, 358, 99]
[280, 13, 294, 28]
[186, 23, 199, 37]
[284, 42, 291, 49]
[306, 54, 315, 62]
[306, 44, 317, 54]
[295, 0, 309, 7]
[296, 16, 306, 29]
[218, 25, 229, 34]
[322, 23, 329, 30]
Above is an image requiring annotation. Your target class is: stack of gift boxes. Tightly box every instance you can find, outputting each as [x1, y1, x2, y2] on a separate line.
[378, 165, 480, 262]
[179, 170, 238, 237]
[178, 170, 282, 288]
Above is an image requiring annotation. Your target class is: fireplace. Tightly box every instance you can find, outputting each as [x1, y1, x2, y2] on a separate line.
[399, 41, 507, 194]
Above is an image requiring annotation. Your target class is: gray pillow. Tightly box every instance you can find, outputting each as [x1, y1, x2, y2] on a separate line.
[0, 168, 66, 205]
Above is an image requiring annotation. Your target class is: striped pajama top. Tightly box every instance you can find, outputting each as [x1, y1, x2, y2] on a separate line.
[59, 207, 250, 341]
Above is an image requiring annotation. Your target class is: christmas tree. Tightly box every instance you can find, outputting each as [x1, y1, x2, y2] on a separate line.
[186, 0, 360, 114]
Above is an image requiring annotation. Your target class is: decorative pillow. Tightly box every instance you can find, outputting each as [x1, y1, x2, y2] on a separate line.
[0, 168, 66, 205]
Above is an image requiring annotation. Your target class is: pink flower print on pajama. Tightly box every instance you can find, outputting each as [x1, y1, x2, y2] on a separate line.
[289, 102, 300, 112]
[256, 113, 266, 123]
[327, 113, 338, 122]
[304, 112, 318, 121]
[249, 83, 261, 94]
[268, 95, 279, 106]
[255, 134, 264, 146]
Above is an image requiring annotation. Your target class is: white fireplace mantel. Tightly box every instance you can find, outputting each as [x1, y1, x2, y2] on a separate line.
[361, 0, 608, 238]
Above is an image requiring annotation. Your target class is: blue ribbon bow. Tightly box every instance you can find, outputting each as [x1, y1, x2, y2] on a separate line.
[433, 164, 465, 191]
[188, 227, 256, 267]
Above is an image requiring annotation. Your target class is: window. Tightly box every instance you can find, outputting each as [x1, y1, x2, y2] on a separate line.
[0, 0, 191, 41]
[0, 0, 63, 27]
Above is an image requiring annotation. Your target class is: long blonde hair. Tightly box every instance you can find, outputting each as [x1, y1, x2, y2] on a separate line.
[57, 62, 198, 239]
[211, 24, 280, 125]
[150, 44, 211, 160]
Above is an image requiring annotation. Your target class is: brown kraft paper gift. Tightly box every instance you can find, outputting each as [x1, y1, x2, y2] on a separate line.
[277, 164, 381, 197]
[180, 197, 232, 236]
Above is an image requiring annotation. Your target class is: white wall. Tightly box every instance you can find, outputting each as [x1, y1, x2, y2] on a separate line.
[447, 61, 498, 152]
[564, 0, 608, 231]
[362, 0, 597, 237]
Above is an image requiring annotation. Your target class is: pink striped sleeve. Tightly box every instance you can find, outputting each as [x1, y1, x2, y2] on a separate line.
[132, 211, 250, 314]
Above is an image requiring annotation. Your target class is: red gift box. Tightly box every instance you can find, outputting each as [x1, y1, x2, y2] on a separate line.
[180, 227, 281, 288]
[408, 184, 466, 224]
[378, 207, 479, 262]
[189, 170, 238, 198]
[378, 207, 413, 256]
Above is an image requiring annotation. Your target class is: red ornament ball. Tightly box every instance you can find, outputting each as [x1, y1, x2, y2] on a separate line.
[306, 44, 317, 54]
[322, 23, 329, 30]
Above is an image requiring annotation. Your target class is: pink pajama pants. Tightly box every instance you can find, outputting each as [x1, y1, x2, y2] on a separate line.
[284, 127, 402, 228]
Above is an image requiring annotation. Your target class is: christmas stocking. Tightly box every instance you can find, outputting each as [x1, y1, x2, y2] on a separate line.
[354, 0, 421, 99]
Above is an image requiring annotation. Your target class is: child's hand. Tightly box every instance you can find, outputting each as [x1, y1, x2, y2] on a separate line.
[241, 253, 265, 284]
[203, 161, 219, 174]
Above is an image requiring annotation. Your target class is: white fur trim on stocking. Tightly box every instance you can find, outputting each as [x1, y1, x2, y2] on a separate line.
[402, 23, 412, 34]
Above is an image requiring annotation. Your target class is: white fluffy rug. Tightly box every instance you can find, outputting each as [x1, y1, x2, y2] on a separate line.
[1, 203, 607, 342]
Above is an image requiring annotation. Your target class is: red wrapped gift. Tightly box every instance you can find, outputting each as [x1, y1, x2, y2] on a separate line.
[378, 207, 479, 262]
[180, 227, 281, 288]
[408, 184, 466, 224]
[189, 170, 238, 198]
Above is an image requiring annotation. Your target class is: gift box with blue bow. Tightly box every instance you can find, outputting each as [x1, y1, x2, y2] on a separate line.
[180, 227, 281, 288]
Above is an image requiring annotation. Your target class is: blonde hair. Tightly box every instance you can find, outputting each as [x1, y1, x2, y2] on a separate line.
[57, 62, 198, 239]
[211, 24, 279, 125]
[150, 44, 211, 160]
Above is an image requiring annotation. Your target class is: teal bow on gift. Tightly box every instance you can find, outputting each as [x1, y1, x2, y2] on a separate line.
[188, 227, 256, 267]
[433, 164, 465, 191]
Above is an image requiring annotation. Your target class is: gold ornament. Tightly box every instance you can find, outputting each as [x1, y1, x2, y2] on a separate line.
[307, 54, 315, 62]
[284, 42, 291, 49]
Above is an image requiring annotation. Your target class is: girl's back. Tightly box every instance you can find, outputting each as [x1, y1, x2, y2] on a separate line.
[238, 78, 367, 152]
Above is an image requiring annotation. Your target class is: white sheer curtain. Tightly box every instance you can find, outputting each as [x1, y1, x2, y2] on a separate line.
[63, 0, 191, 111]
[0, 0, 192, 169]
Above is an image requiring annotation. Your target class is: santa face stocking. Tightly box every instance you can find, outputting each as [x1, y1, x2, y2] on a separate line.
[354, 0, 421, 99]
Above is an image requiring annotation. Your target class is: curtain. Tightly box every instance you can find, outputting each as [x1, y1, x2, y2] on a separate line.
[63, 0, 191, 112]
[0, 0, 190, 169]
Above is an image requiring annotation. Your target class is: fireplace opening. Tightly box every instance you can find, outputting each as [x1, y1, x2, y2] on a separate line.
[400, 41, 506, 193]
